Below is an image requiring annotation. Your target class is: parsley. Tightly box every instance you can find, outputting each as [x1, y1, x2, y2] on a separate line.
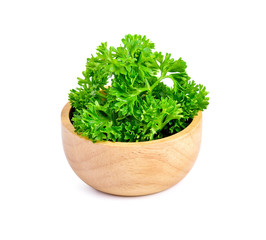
[69, 34, 209, 142]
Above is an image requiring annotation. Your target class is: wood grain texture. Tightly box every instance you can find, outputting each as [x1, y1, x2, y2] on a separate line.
[61, 102, 202, 196]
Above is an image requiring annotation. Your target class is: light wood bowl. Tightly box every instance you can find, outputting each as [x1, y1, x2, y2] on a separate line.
[61, 102, 202, 196]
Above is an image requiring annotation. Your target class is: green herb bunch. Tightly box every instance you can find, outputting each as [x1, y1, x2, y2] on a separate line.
[69, 34, 209, 142]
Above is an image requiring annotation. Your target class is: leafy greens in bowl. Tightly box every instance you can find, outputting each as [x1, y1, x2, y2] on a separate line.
[69, 34, 209, 143]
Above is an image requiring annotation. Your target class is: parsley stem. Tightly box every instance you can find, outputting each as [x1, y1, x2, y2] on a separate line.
[144, 78, 151, 90]
[96, 92, 107, 98]
[150, 74, 166, 91]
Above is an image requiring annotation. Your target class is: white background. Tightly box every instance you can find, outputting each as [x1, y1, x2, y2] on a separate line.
[1, 0, 266, 239]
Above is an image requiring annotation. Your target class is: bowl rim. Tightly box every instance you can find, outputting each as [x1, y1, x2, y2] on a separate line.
[61, 102, 202, 146]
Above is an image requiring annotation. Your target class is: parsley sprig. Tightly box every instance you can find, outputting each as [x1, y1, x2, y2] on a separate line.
[69, 34, 209, 142]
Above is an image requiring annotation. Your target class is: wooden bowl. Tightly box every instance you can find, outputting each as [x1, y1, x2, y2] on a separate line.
[61, 102, 202, 196]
